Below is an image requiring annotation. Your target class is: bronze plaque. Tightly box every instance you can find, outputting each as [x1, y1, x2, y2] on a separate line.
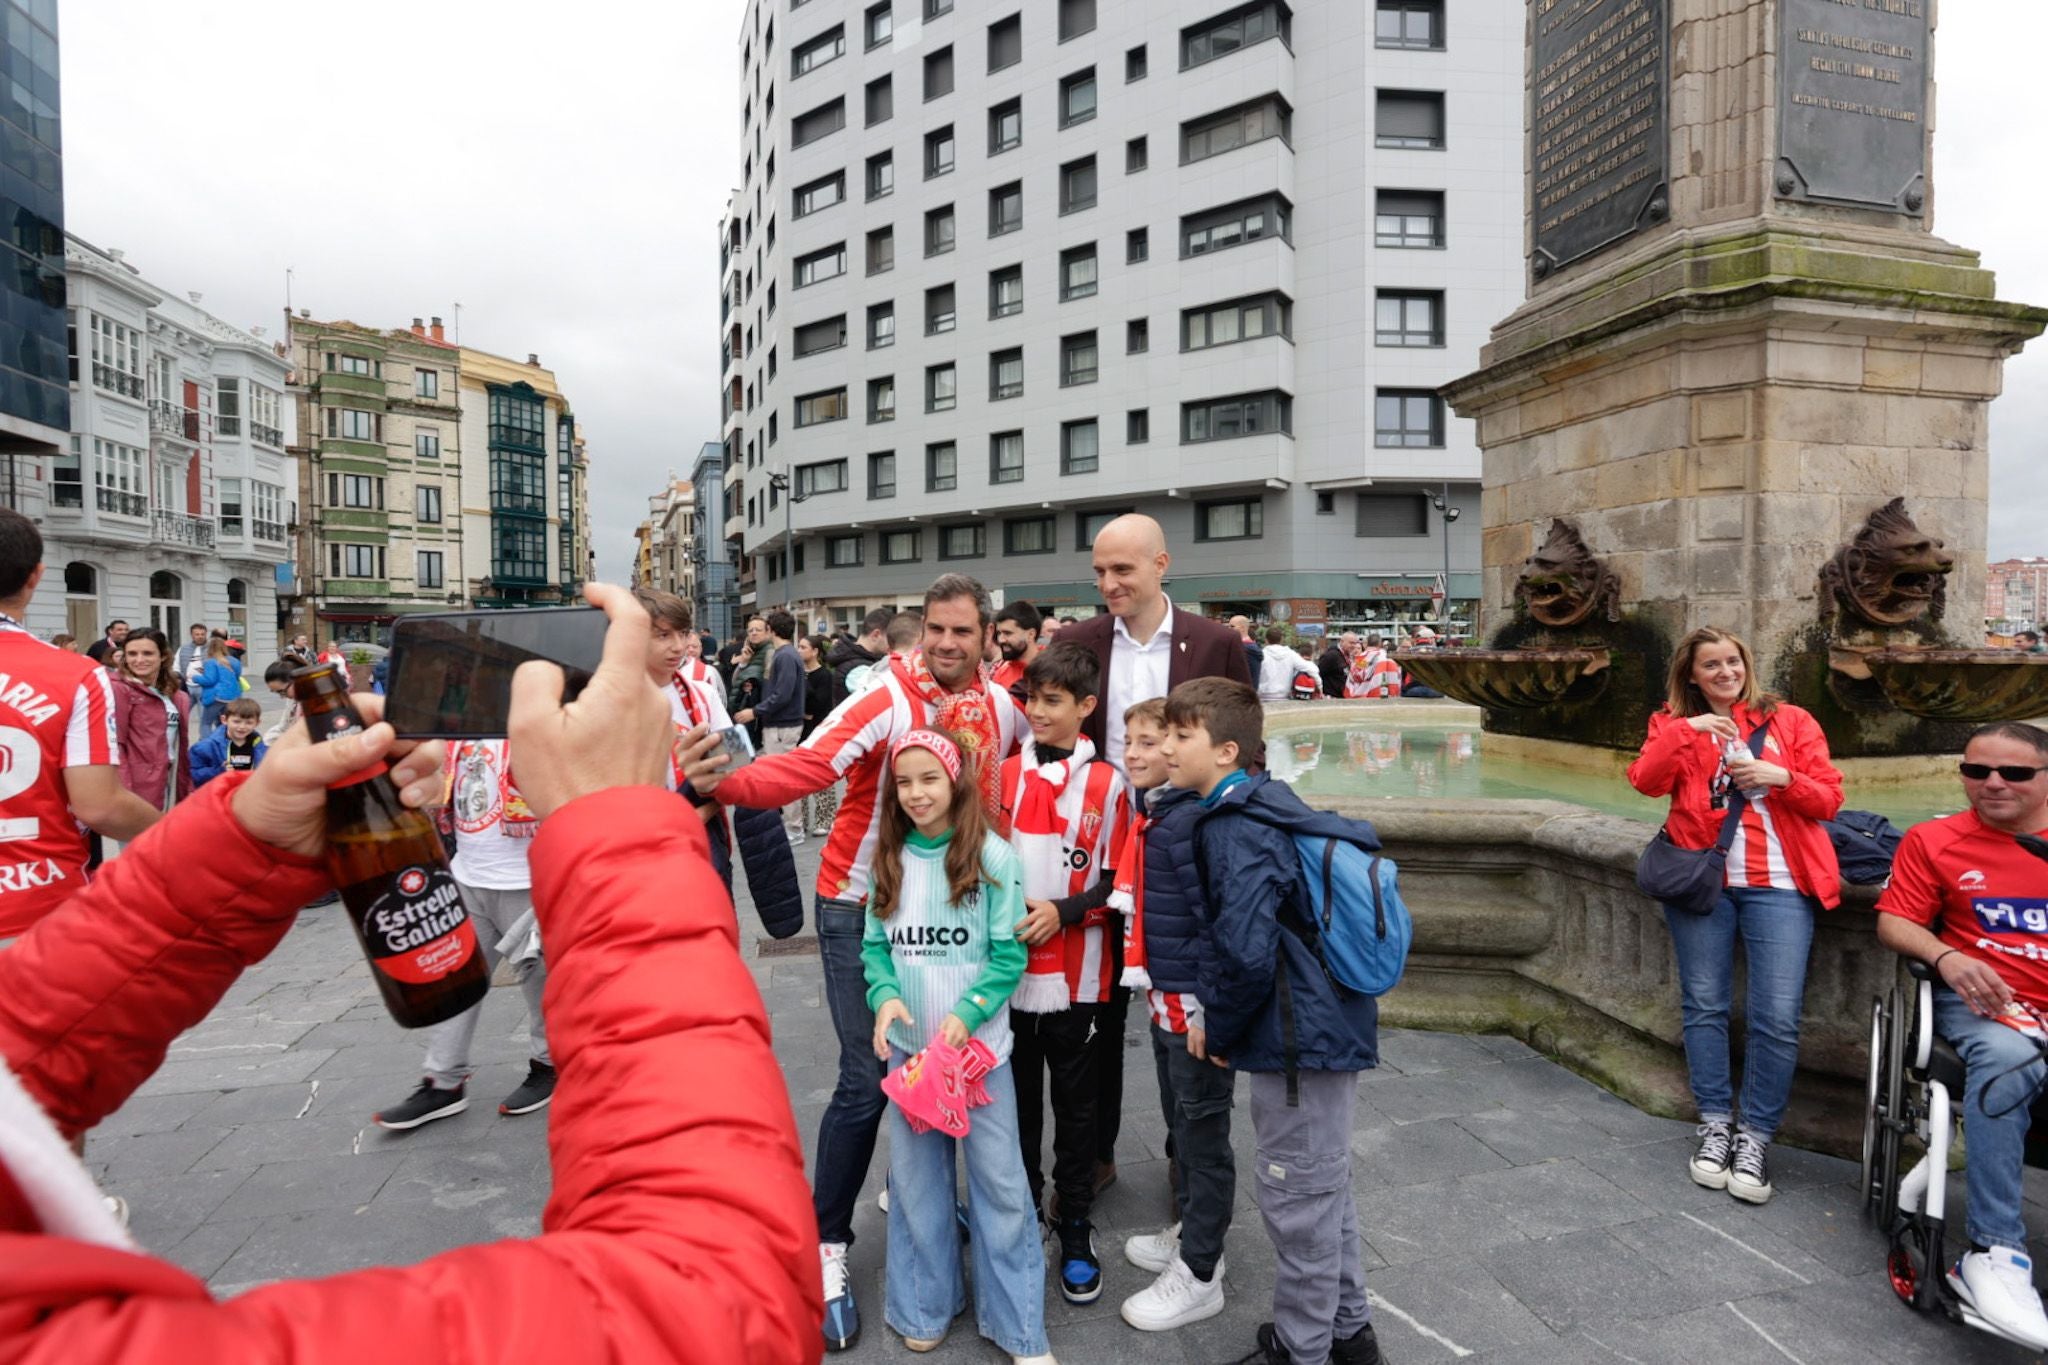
[1777, 0, 1929, 212]
[1530, 0, 1670, 277]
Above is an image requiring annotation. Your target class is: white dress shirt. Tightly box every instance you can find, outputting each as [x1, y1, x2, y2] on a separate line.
[1103, 594, 1177, 769]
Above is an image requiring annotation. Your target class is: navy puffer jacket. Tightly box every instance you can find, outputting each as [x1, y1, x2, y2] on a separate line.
[1137, 786, 1209, 994]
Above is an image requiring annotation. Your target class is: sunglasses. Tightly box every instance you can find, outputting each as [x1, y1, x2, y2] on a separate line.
[1959, 762, 2048, 783]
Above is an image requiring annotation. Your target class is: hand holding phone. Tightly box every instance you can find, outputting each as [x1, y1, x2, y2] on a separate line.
[713, 725, 756, 769]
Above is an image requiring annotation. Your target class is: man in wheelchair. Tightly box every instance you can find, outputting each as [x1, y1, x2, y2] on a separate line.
[1876, 720, 2048, 1349]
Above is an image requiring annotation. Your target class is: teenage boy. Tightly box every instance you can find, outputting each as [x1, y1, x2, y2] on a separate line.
[998, 642, 1129, 1306]
[189, 697, 268, 786]
[1164, 677, 1383, 1365]
[1113, 696, 1236, 1331]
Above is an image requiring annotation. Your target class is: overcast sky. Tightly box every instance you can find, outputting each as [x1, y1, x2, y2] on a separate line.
[57, 1, 2046, 584]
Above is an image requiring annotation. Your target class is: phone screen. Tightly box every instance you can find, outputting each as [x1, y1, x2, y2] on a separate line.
[384, 607, 608, 738]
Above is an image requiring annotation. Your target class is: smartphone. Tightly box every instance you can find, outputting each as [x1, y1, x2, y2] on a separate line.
[384, 607, 608, 738]
[713, 725, 756, 770]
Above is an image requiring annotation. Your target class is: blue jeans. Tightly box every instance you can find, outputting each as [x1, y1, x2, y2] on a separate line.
[885, 1057, 1049, 1356]
[1662, 886, 1817, 1141]
[1934, 987, 2045, 1252]
[200, 700, 226, 735]
[814, 896, 888, 1245]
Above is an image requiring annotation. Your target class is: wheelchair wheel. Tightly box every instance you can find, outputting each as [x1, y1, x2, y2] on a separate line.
[1861, 994, 1889, 1214]
[1888, 1223, 1932, 1309]
[1875, 986, 1910, 1223]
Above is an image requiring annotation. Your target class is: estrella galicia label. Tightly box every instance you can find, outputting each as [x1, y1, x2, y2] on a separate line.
[362, 864, 478, 983]
[1973, 898, 2048, 936]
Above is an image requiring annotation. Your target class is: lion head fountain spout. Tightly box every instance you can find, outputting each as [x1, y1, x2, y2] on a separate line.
[1817, 497, 1955, 631]
[1517, 519, 1623, 630]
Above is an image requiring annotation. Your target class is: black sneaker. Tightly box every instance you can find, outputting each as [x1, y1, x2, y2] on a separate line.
[374, 1079, 468, 1130]
[1689, 1119, 1735, 1190]
[1331, 1321, 1381, 1365]
[1057, 1216, 1103, 1304]
[1230, 1323, 1290, 1364]
[500, 1061, 557, 1115]
[1728, 1130, 1774, 1204]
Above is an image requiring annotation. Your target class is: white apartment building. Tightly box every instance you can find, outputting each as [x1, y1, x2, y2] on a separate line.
[18, 237, 293, 646]
[720, 0, 1519, 641]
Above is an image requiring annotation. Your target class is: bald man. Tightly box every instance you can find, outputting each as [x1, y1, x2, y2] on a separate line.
[1228, 614, 1263, 683]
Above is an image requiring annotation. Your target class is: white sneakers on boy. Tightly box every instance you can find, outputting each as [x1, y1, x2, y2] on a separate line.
[1950, 1247, 2048, 1350]
[1125, 1221, 1181, 1272]
[1012, 1355, 1059, 1365]
[1120, 1255, 1226, 1331]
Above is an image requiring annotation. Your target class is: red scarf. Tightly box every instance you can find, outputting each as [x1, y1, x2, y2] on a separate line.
[893, 652, 1004, 820]
[1002, 736, 1104, 1014]
[1112, 807, 1151, 989]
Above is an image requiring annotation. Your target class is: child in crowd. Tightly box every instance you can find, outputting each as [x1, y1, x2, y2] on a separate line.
[189, 696, 268, 786]
[1164, 677, 1383, 1365]
[997, 643, 1128, 1306]
[1112, 697, 1237, 1332]
[863, 730, 1055, 1365]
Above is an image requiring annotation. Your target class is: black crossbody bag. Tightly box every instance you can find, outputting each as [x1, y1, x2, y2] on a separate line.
[1635, 719, 1773, 916]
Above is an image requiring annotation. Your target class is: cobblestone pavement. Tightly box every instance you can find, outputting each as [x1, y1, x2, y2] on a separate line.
[87, 832, 2042, 1363]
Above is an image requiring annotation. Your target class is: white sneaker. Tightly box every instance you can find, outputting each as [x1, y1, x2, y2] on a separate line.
[878, 1187, 889, 1213]
[1951, 1248, 2048, 1349]
[1012, 1356, 1058, 1365]
[1120, 1255, 1226, 1331]
[1125, 1221, 1181, 1272]
[102, 1194, 129, 1229]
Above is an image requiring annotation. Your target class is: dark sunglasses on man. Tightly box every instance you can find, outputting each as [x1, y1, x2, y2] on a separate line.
[1959, 762, 2048, 783]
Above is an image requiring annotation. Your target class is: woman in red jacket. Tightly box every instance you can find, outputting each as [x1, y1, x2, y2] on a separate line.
[1627, 626, 1843, 1209]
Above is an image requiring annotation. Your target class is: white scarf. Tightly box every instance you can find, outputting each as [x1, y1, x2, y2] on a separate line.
[1007, 735, 1100, 1015]
[0, 1057, 133, 1250]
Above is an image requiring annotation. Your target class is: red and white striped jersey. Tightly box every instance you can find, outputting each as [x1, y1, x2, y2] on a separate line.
[0, 621, 120, 935]
[997, 753, 1128, 1005]
[716, 661, 1025, 904]
[1146, 989, 1204, 1034]
[666, 669, 733, 792]
[679, 657, 728, 709]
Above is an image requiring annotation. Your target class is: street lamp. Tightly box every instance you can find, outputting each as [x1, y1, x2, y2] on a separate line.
[1430, 482, 1462, 638]
[768, 468, 807, 615]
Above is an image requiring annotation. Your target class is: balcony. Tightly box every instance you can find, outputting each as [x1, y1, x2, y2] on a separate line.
[488, 424, 546, 454]
[93, 365, 144, 401]
[491, 562, 548, 588]
[150, 400, 200, 443]
[96, 487, 147, 518]
[253, 518, 287, 543]
[153, 509, 217, 549]
[252, 422, 284, 448]
[51, 479, 82, 508]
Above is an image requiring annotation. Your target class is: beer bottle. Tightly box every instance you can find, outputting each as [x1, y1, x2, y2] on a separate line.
[291, 663, 490, 1028]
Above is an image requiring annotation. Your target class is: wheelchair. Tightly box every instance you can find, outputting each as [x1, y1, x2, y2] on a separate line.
[1863, 958, 2048, 1349]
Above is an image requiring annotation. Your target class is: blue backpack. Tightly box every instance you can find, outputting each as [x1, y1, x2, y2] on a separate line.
[1212, 807, 1413, 998]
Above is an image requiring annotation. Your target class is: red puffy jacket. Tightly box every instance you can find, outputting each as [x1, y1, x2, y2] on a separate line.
[0, 776, 821, 1363]
[1626, 700, 1846, 909]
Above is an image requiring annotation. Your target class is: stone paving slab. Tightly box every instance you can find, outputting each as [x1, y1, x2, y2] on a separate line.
[70, 835, 2048, 1363]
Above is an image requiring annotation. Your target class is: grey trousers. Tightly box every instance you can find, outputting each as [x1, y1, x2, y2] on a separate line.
[1249, 1069, 1371, 1365]
[422, 883, 550, 1089]
[763, 724, 804, 835]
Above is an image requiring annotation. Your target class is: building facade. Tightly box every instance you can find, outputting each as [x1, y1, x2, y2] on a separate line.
[638, 476, 697, 601]
[0, 0, 66, 473]
[1987, 557, 2048, 634]
[14, 237, 294, 646]
[691, 438, 741, 641]
[719, 0, 1515, 641]
[456, 346, 585, 609]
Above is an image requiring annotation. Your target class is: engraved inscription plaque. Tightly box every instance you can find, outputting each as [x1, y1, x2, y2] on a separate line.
[1530, 0, 1669, 277]
[1778, 0, 1930, 212]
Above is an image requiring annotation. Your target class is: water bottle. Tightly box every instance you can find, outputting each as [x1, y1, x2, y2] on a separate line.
[1723, 738, 1767, 802]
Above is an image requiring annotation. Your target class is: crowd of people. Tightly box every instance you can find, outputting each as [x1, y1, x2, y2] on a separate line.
[3, 495, 2048, 1361]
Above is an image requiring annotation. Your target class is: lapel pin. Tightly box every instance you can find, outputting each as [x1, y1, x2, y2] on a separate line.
[1178, 640, 1188, 653]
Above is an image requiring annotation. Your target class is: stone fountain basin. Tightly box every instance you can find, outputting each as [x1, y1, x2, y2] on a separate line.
[1860, 648, 2048, 723]
[1393, 647, 1611, 711]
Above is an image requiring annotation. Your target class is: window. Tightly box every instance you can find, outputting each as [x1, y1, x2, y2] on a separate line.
[793, 24, 845, 77]
[1126, 227, 1149, 263]
[416, 483, 443, 524]
[924, 204, 956, 257]
[925, 362, 958, 411]
[1182, 390, 1293, 442]
[794, 242, 846, 287]
[881, 529, 921, 564]
[792, 97, 846, 146]
[868, 375, 896, 421]
[989, 180, 1023, 236]
[1126, 44, 1148, 80]
[866, 149, 894, 199]
[795, 386, 849, 426]
[797, 458, 850, 496]
[866, 2, 892, 49]
[1059, 244, 1098, 300]
[988, 13, 1021, 71]
[1127, 408, 1150, 443]
[328, 408, 380, 441]
[869, 450, 897, 498]
[92, 438, 147, 516]
[1316, 490, 1337, 514]
[1061, 418, 1100, 474]
[795, 314, 848, 356]
[990, 348, 1024, 400]
[868, 300, 896, 348]
[416, 428, 441, 459]
[332, 352, 375, 377]
[1181, 193, 1293, 256]
[1058, 0, 1096, 41]
[89, 315, 144, 398]
[867, 225, 895, 274]
[828, 533, 865, 567]
[492, 521, 547, 584]
[1077, 508, 1132, 547]
[925, 284, 957, 334]
[938, 523, 984, 560]
[1061, 330, 1099, 385]
[1059, 156, 1097, 213]
[52, 436, 80, 506]
[1181, 94, 1291, 163]
[1182, 292, 1293, 350]
[1376, 189, 1445, 247]
[417, 550, 445, 590]
[1006, 515, 1056, 554]
[1182, 1, 1292, 69]
[1376, 89, 1445, 148]
[218, 477, 244, 535]
[1198, 497, 1264, 541]
[326, 472, 386, 509]
[794, 170, 846, 217]
[1126, 318, 1149, 353]
[216, 377, 241, 435]
[1126, 135, 1148, 172]
[331, 543, 388, 580]
[1374, 389, 1444, 448]
[250, 385, 283, 446]
[1059, 68, 1097, 126]
[924, 442, 959, 492]
[1375, 289, 1444, 346]
[1356, 493, 1430, 537]
[924, 45, 954, 100]
[926, 0, 953, 17]
[1377, 0, 1443, 50]
[990, 429, 1025, 481]
[990, 264, 1024, 317]
[924, 125, 956, 177]
[415, 368, 438, 398]
[989, 97, 1022, 154]
[866, 74, 893, 126]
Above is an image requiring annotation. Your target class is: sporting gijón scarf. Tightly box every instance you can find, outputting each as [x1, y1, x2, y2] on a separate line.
[999, 735, 1124, 1013]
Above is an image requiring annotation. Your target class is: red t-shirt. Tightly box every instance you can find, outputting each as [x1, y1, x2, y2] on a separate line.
[0, 623, 120, 936]
[1876, 809, 2048, 1009]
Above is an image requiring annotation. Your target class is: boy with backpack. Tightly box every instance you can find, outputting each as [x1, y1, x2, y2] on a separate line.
[1162, 677, 1388, 1365]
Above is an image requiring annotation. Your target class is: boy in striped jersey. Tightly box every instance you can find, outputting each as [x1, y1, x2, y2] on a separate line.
[998, 643, 1129, 1306]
